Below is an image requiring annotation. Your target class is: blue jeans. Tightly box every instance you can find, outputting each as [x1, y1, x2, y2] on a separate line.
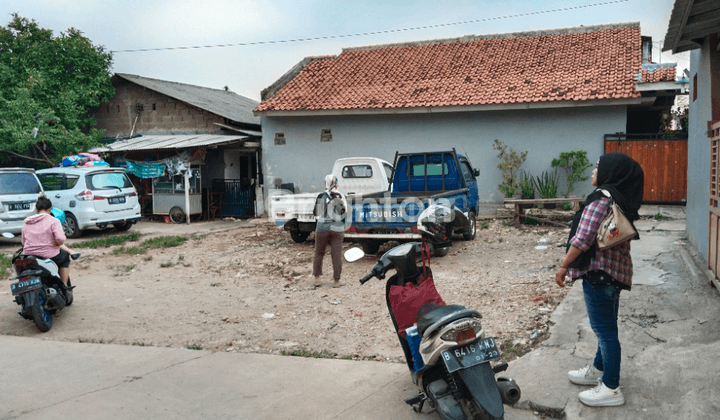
[583, 278, 622, 388]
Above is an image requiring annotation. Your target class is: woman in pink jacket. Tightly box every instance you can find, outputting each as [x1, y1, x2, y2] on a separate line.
[21, 196, 74, 287]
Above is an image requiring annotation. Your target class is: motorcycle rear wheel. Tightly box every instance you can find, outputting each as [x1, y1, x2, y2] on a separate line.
[31, 290, 53, 332]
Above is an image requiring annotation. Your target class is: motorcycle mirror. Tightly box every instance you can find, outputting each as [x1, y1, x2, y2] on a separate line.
[344, 247, 365, 262]
[1, 232, 15, 239]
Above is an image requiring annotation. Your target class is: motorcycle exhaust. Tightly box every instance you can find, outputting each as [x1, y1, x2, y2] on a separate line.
[497, 377, 521, 405]
[46, 288, 66, 311]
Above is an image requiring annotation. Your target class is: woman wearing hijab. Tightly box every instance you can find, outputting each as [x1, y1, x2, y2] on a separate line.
[555, 152, 644, 407]
[312, 174, 347, 288]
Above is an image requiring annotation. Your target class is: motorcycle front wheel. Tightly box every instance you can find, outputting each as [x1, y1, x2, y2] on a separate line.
[31, 290, 53, 332]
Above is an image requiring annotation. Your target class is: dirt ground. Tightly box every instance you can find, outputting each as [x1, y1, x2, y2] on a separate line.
[0, 215, 572, 364]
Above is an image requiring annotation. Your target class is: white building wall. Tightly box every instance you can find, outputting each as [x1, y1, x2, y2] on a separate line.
[260, 106, 627, 214]
[686, 44, 714, 263]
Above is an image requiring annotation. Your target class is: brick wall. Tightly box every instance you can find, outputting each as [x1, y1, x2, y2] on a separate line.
[91, 79, 224, 138]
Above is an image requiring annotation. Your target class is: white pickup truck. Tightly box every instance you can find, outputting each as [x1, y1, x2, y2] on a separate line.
[270, 157, 393, 242]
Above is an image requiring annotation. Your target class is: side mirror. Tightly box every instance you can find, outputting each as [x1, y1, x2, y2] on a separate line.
[473, 168, 480, 177]
[344, 247, 365, 262]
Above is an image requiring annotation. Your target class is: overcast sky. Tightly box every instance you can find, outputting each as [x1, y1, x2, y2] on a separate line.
[2, 0, 687, 102]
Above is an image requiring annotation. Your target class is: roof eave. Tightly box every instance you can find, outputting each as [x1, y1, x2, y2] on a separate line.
[255, 98, 648, 117]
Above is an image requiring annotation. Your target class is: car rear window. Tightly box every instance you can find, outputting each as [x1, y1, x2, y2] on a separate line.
[0, 173, 42, 194]
[87, 172, 132, 190]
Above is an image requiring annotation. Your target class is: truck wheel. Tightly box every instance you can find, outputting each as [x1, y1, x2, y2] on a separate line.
[434, 247, 449, 257]
[463, 212, 477, 240]
[360, 240, 381, 255]
[290, 231, 310, 243]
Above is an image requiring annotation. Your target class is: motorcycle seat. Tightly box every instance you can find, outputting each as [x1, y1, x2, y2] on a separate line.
[417, 304, 481, 336]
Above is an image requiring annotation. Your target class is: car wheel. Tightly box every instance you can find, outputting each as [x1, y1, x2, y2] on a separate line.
[169, 206, 186, 224]
[63, 213, 82, 238]
[113, 222, 132, 232]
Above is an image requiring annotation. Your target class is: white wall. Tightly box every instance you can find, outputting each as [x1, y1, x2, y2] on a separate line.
[260, 106, 627, 213]
[686, 44, 714, 263]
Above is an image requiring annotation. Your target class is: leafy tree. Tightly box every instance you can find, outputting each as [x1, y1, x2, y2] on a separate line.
[551, 151, 592, 195]
[0, 14, 114, 165]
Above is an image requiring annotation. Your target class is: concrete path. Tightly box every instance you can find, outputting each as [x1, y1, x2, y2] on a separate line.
[2, 206, 719, 419]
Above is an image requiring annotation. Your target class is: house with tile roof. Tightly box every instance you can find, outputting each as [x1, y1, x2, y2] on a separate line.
[255, 22, 683, 211]
[90, 74, 263, 219]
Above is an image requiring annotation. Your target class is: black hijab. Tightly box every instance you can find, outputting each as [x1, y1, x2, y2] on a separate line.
[567, 152, 644, 269]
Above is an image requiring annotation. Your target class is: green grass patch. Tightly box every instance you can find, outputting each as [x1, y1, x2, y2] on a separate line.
[75, 233, 140, 248]
[114, 235, 188, 255]
[281, 349, 336, 359]
[479, 221, 490, 229]
[160, 262, 174, 268]
[142, 236, 188, 249]
[654, 213, 670, 221]
[0, 253, 12, 278]
[501, 220, 512, 227]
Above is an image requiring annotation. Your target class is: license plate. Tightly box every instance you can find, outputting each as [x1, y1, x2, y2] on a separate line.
[108, 196, 126, 205]
[8, 202, 32, 211]
[10, 277, 42, 296]
[441, 337, 501, 373]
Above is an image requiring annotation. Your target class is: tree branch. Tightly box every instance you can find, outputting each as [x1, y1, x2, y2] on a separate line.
[0, 148, 53, 165]
[33, 143, 55, 165]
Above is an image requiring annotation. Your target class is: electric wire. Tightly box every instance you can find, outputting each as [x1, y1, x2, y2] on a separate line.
[111, 0, 630, 53]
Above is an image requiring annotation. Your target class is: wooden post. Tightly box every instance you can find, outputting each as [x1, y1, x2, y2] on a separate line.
[184, 170, 191, 225]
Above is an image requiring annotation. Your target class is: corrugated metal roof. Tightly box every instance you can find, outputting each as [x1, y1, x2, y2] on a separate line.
[90, 134, 250, 152]
[115, 73, 260, 125]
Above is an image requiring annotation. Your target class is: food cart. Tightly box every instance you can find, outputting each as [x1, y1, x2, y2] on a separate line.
[151, 164, 202, 223]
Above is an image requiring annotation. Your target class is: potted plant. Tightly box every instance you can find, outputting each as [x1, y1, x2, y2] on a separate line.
[534, 170, 559, 208]
[520, 171, 535, 208]
[493, 139, 528, 199]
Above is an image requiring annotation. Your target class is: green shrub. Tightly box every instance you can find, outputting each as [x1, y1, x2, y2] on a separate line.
[493, 139, 528, 198]
[533, 170, 559, 199]
[551, 151, 592, 195]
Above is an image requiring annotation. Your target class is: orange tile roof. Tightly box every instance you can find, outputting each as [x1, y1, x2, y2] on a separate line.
[256, 23, 644, 113]
[637, 66, 677, 83]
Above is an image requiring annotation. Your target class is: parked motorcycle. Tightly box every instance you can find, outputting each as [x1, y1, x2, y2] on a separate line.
[2, 232, 74, 332]
[349, 207, 520, 420]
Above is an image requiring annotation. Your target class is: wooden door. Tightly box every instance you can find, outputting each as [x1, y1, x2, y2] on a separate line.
[605, 138, 688, 202]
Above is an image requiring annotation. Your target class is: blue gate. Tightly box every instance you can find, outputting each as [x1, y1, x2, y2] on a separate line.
[213, 179, 254, 218]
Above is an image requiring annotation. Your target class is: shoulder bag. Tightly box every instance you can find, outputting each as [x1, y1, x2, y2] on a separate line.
[596, 189, 637, 249]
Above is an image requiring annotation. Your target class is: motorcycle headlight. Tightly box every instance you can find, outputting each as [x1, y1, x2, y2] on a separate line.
[440, 319, 483, 346]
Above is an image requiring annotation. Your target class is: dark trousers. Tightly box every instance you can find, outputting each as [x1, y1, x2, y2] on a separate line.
[313, 231, 344, 281]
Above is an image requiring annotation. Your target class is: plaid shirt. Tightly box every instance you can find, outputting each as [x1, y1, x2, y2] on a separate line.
[568, 197, 633, 288]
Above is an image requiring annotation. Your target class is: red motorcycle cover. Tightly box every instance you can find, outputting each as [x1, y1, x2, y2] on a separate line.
[389, 276, 445, 338]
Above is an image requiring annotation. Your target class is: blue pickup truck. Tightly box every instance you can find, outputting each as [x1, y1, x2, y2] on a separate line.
[345, 149, 479, 255]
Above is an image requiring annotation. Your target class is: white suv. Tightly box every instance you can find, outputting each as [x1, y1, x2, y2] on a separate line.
[0, 168, 44, 236]
[36, 167, 142, 238]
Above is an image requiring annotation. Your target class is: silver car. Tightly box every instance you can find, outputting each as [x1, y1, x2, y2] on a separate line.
[36, 167, 142, 238]
[0, 168, 44, 235]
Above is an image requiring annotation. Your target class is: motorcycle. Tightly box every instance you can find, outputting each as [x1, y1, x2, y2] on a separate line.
[349, 206, 521, 420]
[2, 231, 74, 332]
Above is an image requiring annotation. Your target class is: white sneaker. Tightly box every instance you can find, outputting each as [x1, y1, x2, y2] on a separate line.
[579, 382, 625, 407]
[568, 364, 603, 385]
